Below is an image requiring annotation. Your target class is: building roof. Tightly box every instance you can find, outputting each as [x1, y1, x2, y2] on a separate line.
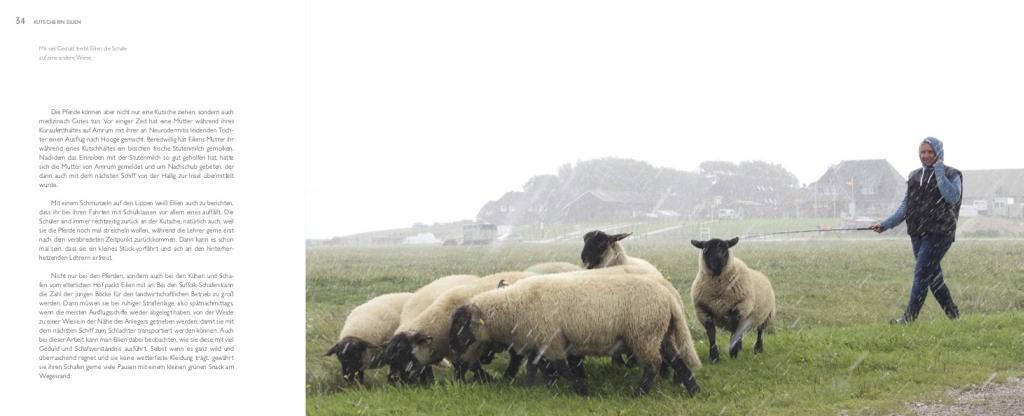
[960, 169, 1024, 199]
[561, 190, 647, 209]
[811, 159, 904, 189]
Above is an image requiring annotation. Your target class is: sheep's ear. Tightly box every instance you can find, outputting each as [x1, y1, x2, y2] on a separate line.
[691, 240, 705, 249]
[449, 306, 476, 354]
[496, 279, 508, 289]
[328, 338, 366, 357]
[727, 237, 739, 248]
[451, 306, 473, 330]
[611, 233, 631, 242]
[583, 230, 599, 243]
[325, 341, 343, 357]
[382, 336, 400, 359]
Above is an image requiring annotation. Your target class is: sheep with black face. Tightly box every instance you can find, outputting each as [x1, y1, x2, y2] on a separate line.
[690, 237, 775, 362]
[579, 230, 701, 374]
[384, 274, 479, 384]
[324, 292, 412, 384]
[580, 230, 659, 273]
[386, 271, 533, 384]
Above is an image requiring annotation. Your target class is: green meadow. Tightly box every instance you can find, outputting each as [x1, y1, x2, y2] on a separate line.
[307, 239, 1024, 415]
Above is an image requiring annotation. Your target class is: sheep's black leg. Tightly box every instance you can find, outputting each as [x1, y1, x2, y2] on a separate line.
[633, 364, 658, 397]
[524, 352, 540, 387]
[659, 361, 670, 378]
[524, 356, 540, 387]
[701, 316, 719, 363]
[357, 370, 365, 385]
[726, 308, 741, 332]
[553, 359, 590, 396]
[453, 360, 468, 382]
[669, 356, 700, 396]
[611, 353, 626, 367]
[729, 323, 753, 359]
[728, 334, 742, 358]
[525, 352, 559, 387]
[542, 357, 559, 387]
[417, 366, 434, 386]
[728, 309, 752, 359]
[568, 355, 585, 379]
[662, 337, 700, 396]
[504, 350, 524, 380]
[754, 328, 764, 354]
[479, 347, 497, 364]
[471, 362, 494, 383]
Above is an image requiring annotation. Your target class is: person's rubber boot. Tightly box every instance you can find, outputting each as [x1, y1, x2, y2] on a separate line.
[889, 316, 913, 325]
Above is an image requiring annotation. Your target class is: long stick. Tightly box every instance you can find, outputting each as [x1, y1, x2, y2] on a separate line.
[742, 227, 873, 239]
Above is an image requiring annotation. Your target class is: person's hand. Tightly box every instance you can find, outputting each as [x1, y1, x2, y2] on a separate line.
[869, 223, 883, 233]
[933, 159, 945, 170]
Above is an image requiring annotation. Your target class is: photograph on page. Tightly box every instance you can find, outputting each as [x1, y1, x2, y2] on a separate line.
[304, 2, 1024, 415]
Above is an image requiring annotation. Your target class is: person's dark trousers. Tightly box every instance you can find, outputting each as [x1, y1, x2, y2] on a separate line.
[904, 234, 959, 321]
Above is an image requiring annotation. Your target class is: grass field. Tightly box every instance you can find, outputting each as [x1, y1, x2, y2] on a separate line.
[306, 239, 1024, 415]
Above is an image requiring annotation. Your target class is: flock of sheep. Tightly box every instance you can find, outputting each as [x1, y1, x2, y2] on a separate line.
[324, 230, 776, 397]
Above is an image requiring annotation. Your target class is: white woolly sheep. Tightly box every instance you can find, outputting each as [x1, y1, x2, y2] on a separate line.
[524, 261, 582, 274]
[385, 274, 479, 383]
[450, 268, 702, 397]
[579, 230, 701, 372]
[324, 292, 413, 384]
[580, 230, 660, 273]
[400, 274, 480, 325]
[690, 237, 775, 362]
[387, 271, 533, 384]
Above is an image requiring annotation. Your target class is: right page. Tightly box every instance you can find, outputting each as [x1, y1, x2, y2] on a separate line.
[306, 1, 1024, 415]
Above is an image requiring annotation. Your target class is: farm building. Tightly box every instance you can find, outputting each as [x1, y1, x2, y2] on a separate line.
[806, 159, 905, 220]
[960, 169, 1024, 218]
[475, 191, 553, 224]
[559, 190, 649, 222]
[476, 191, 525, 224]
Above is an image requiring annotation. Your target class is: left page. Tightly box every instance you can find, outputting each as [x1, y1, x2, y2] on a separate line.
[0, 1, 305, 415]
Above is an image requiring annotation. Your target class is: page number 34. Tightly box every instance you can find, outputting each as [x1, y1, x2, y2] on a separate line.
[16, 16, 25, 24]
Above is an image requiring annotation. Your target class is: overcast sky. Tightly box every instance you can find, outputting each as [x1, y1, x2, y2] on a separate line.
[307, 1, 1024, 239]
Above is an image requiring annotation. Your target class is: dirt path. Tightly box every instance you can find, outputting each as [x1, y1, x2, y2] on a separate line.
[907, 376, 1024, 416]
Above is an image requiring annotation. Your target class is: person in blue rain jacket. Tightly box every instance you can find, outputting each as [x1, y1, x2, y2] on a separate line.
[870, 137, 962, 324]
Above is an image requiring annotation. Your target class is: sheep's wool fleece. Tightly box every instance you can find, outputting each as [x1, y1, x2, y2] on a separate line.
[338, 292, 414, 344]
[524, 262, 582, 274]
[397, 271, 534, 334]
[691, 256, 775, 330]
[468, 268, 696, 367]
[589, 245, 700, 367]
[398, 271, 534, 365]
[603, 242, 666, 278]
[400, 274, 479, 324]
